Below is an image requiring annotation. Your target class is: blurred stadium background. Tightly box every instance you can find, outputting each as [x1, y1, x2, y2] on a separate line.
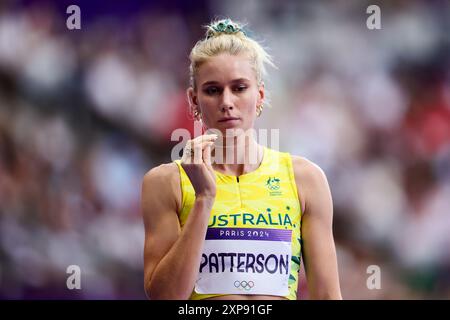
[0, 0, 449, 299]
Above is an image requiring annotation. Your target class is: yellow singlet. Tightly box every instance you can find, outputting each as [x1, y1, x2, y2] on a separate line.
[174, 146, 302, 300]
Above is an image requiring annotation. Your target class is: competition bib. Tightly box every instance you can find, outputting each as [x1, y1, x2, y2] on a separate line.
[194, 227, 292, 295]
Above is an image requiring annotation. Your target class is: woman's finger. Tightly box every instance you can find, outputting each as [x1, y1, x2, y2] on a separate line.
[203, 141, 215, 166]
[193, 134, 218, 144]
[193, 142, 203, 164]
[182, 135, 217, 164]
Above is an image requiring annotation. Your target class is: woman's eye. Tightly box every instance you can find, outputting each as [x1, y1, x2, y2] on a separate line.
[234, 86, 247, 92]
[205, 87, 219, 95]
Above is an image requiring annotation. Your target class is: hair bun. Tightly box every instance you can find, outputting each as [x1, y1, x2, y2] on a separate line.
[206, 18, 246, 39]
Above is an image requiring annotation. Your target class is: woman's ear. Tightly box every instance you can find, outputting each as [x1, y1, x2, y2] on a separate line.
[187, 87, 201, 120]
[257, 82, 265, 107]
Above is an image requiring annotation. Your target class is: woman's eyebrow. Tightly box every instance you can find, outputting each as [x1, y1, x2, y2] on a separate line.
[230, 78, 250, 83]
[201, 78, 250, 87]
[201, 80, 220, 87]
[202, 78, 250, 86]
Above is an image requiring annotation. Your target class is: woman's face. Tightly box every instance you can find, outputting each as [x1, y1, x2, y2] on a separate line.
[188, 53, 264, 135]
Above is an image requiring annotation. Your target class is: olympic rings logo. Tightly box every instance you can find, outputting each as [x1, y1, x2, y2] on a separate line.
[266, 177, 281, 191]
[234, 280, 255, 291]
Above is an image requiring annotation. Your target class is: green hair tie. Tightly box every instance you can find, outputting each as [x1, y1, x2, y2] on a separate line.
[207, 19, 246, 39]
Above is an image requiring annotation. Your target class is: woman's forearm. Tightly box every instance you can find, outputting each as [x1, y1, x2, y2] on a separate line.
[146, 196, 214, 299]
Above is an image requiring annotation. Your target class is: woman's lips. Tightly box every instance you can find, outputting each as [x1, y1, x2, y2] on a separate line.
[218, 117, 240, 122]
[217, 118, 241, 128]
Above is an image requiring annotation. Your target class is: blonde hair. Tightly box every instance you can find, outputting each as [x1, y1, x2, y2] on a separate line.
[188, 18, 276, 91]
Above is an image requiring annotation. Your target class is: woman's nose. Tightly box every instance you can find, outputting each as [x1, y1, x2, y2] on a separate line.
[221, 104, 233, 112]
[220, 88, 234, 111]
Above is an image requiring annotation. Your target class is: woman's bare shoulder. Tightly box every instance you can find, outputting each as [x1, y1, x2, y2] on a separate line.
[290, 155, 327, 182]
[142, 162, 181, 211]
[143, 162, 180, 183]
[290, 155, 330, 214]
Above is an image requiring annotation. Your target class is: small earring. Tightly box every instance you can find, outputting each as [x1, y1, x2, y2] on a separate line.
[194, 110, 202, 121]
[256, 104, 264, 117]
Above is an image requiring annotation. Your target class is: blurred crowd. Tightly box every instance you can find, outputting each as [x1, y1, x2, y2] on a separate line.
[0, 0, 449, 299]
